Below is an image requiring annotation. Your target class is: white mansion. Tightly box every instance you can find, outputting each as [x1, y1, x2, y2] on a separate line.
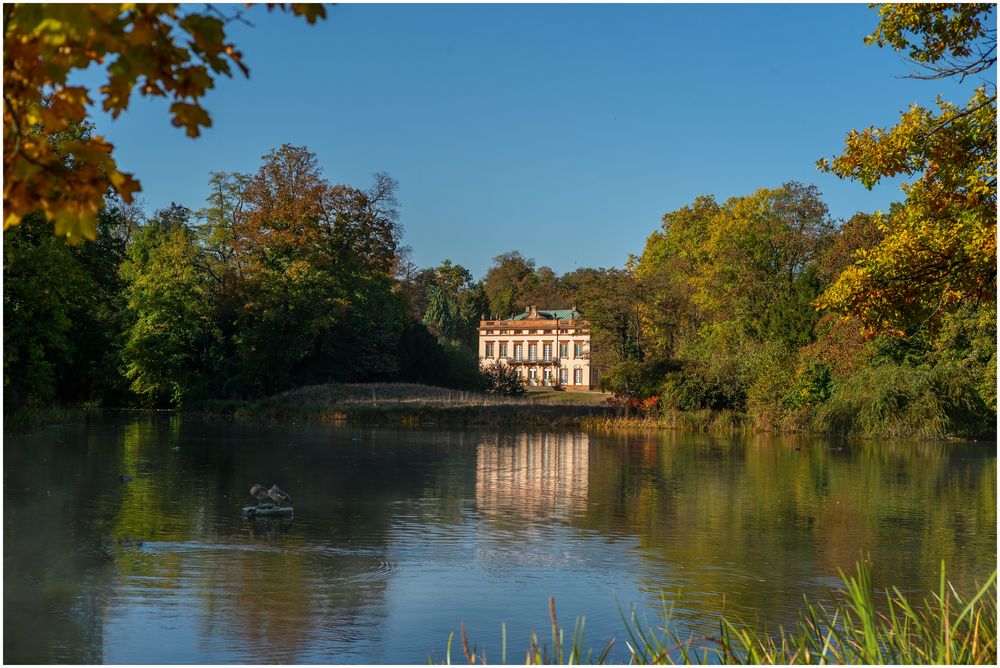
[478, 306, 596, 389]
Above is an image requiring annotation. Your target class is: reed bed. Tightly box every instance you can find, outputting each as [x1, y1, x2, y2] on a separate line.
[438, 560, 997, 665]
[3, 404, 91, 429]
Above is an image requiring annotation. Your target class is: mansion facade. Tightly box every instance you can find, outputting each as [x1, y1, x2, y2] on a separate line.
[478, 306, 596, 389]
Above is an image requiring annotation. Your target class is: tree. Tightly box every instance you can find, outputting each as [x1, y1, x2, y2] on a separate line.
[817, 3, 996, 337]
[521, 265, 565, 308]
[4, 3, 325, 241]
[481, 360, 526, 396]
[634, 195, 719, 358]
[3, 212, 89, 406]
[208, 144, 407, 395]
[409, 259, 484, 347]
[701, 183, 835, 345]
[483, 251, 537, 318]
[4, 198, 135, 409]
[423, 285, 460, 342]
[120, 210, 216, 406]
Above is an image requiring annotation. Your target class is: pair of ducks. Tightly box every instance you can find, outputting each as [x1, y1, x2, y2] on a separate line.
[250, 483, 292, 507]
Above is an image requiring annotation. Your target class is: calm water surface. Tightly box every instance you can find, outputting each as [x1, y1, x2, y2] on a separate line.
[4, 415, 996, 663]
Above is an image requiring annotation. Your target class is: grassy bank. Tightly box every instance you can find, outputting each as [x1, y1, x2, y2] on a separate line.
[191, 383, 613, 427]
[185, 382, 994, 440]
[10, 382, 992, 440]
[441, 560, 997, 665]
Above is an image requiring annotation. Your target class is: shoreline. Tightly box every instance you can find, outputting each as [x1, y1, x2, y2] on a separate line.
[6, 382, 994, 441]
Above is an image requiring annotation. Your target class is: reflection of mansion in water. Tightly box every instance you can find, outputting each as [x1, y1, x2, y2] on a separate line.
[476, 432, 589, 519]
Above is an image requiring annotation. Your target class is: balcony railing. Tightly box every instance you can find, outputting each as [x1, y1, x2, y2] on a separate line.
[504, 356, 560, 365]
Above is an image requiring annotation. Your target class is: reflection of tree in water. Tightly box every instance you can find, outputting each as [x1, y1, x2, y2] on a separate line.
[6, 416, 458, 663]
[5, 416, 995, 662]
[475, 432, 589, 524]
[4, 423, 117, 663]
[578, 432, 997, 630]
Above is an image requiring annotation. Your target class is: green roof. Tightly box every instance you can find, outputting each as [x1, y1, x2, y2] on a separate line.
[511, 308, 582, 321]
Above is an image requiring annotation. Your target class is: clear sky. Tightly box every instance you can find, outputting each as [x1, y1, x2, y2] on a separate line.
[76, 2, 987, 279]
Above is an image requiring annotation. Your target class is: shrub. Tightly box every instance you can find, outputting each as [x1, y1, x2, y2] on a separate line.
[481, 360, 525, 396]
[815, 362, 994, 439]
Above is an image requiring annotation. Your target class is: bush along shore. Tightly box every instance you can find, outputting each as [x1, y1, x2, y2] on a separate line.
[180, 382, 994, 441]
[7, 380, 994, 441]
[439, 560, 997, 665]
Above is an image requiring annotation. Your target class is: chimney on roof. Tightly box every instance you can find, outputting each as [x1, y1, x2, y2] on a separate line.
[528, 305, 538, 319]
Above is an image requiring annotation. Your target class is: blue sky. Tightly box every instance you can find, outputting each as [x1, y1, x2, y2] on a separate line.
[76, 3, 988, 279]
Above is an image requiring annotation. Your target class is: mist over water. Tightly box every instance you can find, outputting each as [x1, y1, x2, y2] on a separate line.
[4, 415, 996, 663]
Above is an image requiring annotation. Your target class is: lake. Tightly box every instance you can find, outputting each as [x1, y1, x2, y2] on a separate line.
[4, 414, 996, 663]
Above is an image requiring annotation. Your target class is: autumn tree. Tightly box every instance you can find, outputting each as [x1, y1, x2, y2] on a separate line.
[817, 3, 996, 337]
[3, 3, 325, 240]
[483, 251, 539, 318]
[634, 195, 719, 359]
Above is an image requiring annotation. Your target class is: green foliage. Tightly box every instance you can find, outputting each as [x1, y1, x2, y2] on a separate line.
[481, 360, 526, 396]
[120, 214, 216, 406]
[788, 361, 834, 409]
[661, 366, 741, 412]
[818, 4, 996, 337]
[483, 250, 539, 318]
[438, 340, 488, 392]
[3, 212, 88, 405]
[3, 203, 130, 408]
[814, 362, 993, 439]
[445, 560, 997, 665]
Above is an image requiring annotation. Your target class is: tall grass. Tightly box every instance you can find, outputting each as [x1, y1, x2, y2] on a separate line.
[440, 560, 997, 664]
[187, 377, 991, 440]
[580, 409, 750, 434]
[3, 404, 90, 429]
[438, 598, 615, 665]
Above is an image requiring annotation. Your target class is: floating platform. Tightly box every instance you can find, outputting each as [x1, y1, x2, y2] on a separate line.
[242, 504, 294, 519]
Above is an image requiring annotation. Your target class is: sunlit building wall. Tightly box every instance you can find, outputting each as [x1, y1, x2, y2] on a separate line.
[478, 306, 596, 389]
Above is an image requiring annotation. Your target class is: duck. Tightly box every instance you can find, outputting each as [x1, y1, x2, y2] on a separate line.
[250, 483, 270, 506]
[268, 484, 292, 507]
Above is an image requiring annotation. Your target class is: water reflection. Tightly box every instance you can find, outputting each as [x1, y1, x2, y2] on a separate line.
[476, 432, 589, 521]
[3, 417, 996, 664]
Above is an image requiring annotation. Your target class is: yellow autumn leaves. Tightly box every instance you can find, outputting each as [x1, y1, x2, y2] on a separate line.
[3, 3, 325, 241]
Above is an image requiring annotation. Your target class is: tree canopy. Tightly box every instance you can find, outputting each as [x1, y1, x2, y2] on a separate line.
[817, 3, 996, 337]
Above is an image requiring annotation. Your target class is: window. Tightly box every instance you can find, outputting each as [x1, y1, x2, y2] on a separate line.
[544, 329, 552, 334]
[559, 343, 568, 358]
[574, 368, 583, 385]
[487, 329, 494, 334]
[485, 343, 494, 358]
[542, 343, 552, 361]
[543, 367, 552, 385]
[528, 343, 538, 361]
[560, 368, 568, 384]
[499, 342, 508, 358]
[513, 344, 522, 361]
[574, 343, 584, 358]
[529, 329, 538, 334]
[528, 368, 537, 385]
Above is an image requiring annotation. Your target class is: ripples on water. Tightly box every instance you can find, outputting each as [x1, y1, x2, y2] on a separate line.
[3, 417, 996, 663]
